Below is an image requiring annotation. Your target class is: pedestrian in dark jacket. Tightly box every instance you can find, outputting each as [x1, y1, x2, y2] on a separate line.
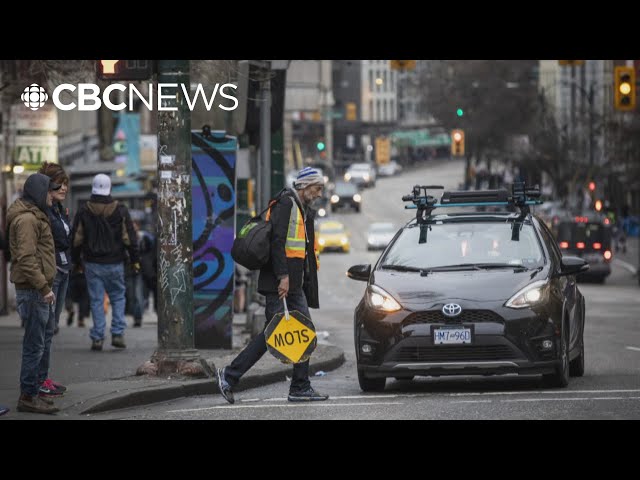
[70, 174, 140, 351]
[38, 162, 72, 339]
[217, 167, 328, 404]
[7, 173, 61, 414]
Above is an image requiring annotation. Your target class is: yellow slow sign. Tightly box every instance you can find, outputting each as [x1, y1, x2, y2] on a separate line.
[266, 313, 317, 364]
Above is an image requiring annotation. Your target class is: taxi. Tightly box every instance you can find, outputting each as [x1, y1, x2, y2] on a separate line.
[317, 220, 351, 253]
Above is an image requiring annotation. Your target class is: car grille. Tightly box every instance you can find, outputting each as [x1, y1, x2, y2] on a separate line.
[403, 310, 504, 326]
[390, 345, 519, 362]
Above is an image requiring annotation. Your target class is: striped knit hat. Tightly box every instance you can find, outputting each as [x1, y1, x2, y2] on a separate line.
[294, 167, 325, 189]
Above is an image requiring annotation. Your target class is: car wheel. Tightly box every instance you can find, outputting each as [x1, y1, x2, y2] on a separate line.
[569, 339, 585, 377]
[394, 376, 415, 381]
[543, 325, 570, 388]
[355, 206, 361, 213]
[357, 368, 386, 392]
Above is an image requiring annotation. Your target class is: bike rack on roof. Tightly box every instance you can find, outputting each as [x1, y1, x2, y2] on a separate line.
[402, 182, 543, 243]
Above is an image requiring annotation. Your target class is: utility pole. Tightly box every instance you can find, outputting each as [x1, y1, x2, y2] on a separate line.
[260, 63, 272, 211]
[320, 61, 333, 170]
[588, 83, 594, 167]
[152, 60, 204, 376]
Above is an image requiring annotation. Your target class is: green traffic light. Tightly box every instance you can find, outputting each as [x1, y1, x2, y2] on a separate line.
[317, 142, 326, 151]
[456, 108, 464, 117]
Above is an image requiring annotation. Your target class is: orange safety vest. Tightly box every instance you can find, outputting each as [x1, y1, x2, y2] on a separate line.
[266, 197, 319, 270]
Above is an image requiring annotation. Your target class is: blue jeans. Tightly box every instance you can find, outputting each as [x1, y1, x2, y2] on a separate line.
[225, 290, 312, 393]
[17, 289, 54, 396]
[84, 262, 126, 341]
[51, 270, 70, 328]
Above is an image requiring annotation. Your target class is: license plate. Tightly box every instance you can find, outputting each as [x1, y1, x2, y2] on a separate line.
[433, 327, 472, 345]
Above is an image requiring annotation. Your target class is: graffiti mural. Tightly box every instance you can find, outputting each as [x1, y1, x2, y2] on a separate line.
[191, 131, 237, 349]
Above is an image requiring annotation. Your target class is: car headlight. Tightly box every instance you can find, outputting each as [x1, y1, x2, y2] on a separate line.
[505, 280, 548, 309]
[366, 285, 402, 312]
[331, 195, 340, 203]
[353, 194, 361, 202]
[344, 173, 352, 181]
[340, 237, 348, 245]
[318, 238, 326, 246]
[363, 174, 370, 181]
[318, 208, 326, 217]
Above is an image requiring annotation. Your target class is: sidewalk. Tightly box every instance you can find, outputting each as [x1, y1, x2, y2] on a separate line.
[612, 235, 639, 276]
[0, 308, 345, 419]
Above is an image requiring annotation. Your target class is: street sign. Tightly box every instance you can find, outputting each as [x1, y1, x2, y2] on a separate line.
[96, 60, 153, 80]
[390, 60, 417, 71]
[265, 304, 317, 364]
[375, 137, 391, 165]
[558, 60, 585, 67]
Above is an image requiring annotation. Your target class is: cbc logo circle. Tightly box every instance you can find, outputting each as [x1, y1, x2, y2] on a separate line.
[21, 84, 49, 111]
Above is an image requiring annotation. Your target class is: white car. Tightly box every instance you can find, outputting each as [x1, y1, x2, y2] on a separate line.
[366, 222, 397, 250]
[377, 160, 402, 177]
[344, 163, 376, 188]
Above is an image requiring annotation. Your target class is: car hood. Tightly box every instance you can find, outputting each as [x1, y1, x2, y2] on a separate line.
[368, 232, 395, 242]
[371, 268, 546, 308]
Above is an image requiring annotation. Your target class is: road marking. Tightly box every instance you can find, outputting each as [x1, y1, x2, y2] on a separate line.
[240, 398, 260, 403]
[613, 258, 638, 275]
[625, 346, 640, 352]
[451, 400, 493, 404]
[504, 396, 640, 402]
[167, 401, 403, 413]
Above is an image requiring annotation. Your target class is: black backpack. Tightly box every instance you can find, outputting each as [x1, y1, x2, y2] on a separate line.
[82, 206, 122, 257]
[231, 190, 287, 270]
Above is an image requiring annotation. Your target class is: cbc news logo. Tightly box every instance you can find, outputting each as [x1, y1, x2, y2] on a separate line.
[21, 84, 49, 111]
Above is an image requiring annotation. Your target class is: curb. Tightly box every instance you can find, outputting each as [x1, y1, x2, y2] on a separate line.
[80, 345, 345, 414]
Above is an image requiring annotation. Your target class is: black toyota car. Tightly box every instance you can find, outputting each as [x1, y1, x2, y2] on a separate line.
[347, 184, 588, 392]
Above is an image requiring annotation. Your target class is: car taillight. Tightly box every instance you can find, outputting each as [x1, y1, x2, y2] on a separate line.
[593, 242, 602, 250]
[604, 250, 612, 261]
[576, 242, 585, 249]
[559, 241, 569, 249]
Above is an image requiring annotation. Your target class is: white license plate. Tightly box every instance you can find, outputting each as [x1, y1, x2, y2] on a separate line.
[433, 327, 472, 345]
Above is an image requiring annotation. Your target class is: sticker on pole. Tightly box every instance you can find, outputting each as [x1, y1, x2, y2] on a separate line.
[265, 301, 317, 364]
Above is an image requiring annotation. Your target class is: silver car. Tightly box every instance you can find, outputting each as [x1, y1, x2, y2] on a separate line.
[367, 222, 397, 250]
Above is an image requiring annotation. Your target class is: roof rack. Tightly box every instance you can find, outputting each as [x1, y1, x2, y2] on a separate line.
[403, 182, 543, 225]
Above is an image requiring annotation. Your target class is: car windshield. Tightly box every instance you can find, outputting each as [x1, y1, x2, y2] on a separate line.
[369, 223, 395, 233]
[557, 221, 607, 244]
[381, 221, 544, 269]
[351, 164, 370, 171]
[334, 183, 357, 195]
[320, 223, 345, 234]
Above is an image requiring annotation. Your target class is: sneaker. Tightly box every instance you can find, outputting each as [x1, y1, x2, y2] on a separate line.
[43, 378, 67, 393]
[111, 335, 126, 348]
[0, 405, 9, 416]
[91, 339, 103, 351]
[288, 387, 329, 402]
[17, 394, 59, 414]
[216, 367, 234, 404]
[39, 380, 64, 398]
[37, 394, 54, 405]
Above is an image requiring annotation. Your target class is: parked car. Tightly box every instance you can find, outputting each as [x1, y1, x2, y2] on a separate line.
[348, 184, 587, 392]
[377, 160, 402, 177]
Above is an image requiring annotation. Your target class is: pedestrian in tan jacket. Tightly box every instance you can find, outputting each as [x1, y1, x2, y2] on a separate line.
[6, 173, 61, 414]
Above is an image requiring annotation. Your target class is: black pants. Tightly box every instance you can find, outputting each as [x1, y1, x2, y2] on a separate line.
[225, 290, 311, 393]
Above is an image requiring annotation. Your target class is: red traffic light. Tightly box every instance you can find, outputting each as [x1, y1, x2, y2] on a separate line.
[594, 200, 603, 212]
[588, 181, 596, 192]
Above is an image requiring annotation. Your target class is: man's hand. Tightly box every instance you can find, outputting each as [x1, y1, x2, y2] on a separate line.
[278, 276, 289, 299]
[43, 291, 55, 305]
[132, 262, 141, 275]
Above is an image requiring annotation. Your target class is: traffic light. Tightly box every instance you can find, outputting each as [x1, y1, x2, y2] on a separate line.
[456, 108, 464, 117]
[451, 129, 465, 156]
[614, 66, 636, 111]
[594, 199, 603, 212]
[588, 181, 596, 192]
[96, 60, 154, 81]
[316, 140, 326, 152]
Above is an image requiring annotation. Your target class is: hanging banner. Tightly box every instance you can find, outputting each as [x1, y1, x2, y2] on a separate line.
[112, 112, 140, 176]
[191, 130, 237, 348]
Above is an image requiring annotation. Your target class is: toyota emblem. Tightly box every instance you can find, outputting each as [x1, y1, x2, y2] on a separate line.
[442, 303, 462, 317]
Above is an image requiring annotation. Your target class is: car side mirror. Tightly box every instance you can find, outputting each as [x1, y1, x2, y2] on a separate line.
[347, 264, 371, 281]
[558, 255, 589, 277]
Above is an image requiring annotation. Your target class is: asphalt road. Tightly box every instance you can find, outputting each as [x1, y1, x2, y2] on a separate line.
[91, 159, 640, 420]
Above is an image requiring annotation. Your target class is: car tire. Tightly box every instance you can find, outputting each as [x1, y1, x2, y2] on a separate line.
[569, 339, 585, 377]
[357, 368, 386, 392]
[355, 206, 361, 213]
[542, 325, 570, 388]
